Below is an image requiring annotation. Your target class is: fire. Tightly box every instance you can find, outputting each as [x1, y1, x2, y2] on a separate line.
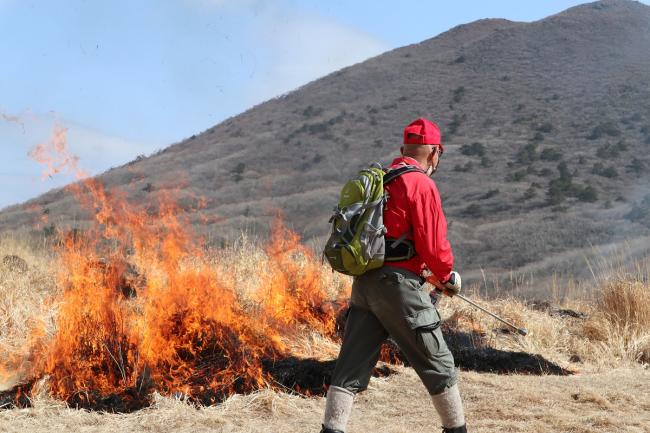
[2, 171, 351, 407]
[0, 122, 364, 409]
[27, 123, 88, 180]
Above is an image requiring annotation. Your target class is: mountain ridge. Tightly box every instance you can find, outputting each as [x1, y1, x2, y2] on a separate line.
[3, 0, 650, 294]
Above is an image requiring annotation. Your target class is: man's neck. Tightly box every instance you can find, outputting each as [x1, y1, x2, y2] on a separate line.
[401, 154, 427, 168]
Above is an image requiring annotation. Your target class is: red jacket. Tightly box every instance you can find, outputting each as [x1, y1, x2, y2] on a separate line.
[383, 156, 453, 281]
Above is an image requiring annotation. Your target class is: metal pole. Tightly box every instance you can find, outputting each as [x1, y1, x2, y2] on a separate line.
[454, 293, 529, 336]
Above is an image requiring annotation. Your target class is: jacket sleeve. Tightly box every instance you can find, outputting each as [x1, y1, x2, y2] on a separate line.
[408, 177, 454, 281]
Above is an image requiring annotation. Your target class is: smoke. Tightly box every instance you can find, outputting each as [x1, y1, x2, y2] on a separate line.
[0, 109, 26, 133]
[1, 112, 20, 124]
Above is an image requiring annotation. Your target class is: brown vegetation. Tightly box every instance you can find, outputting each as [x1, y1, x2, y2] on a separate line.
[1, 229, 649, 431]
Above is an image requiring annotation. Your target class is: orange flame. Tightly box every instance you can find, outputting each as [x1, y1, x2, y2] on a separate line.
[1, 121, 354, 406]
[5, 176, 349, 405]
[28, 123, 88, 180]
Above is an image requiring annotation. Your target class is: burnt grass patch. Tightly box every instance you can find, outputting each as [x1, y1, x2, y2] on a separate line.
[374, 325, 572, 376]
[0, 357, 396, 413]
[336, 305, 573, 376]
[443, 325, 572, 375]
[262, 357, 396, 397]
[0, 303, 570, 413]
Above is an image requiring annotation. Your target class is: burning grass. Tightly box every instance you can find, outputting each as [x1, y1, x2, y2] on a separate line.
[0, 177, 355, 410]
[0, 176, 648, 414]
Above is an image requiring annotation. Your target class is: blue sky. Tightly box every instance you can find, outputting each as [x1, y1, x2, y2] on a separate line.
[2, 0, 646, 209]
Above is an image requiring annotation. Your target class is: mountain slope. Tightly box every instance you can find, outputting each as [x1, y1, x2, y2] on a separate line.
[2, 0, 650, 292]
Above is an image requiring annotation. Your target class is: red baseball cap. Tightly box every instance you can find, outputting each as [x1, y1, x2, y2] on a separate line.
[403, 118, 443, 153]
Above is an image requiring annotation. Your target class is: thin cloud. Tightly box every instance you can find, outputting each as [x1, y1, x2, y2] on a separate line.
[185, 0, 259, 11]
[245, 11, 389, 105]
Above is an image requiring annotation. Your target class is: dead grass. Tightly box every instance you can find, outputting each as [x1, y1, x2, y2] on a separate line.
[1, 233, 649, 432]
[0, 233, 58, 390]
[581, 277, 650, 365]
[1, 368, 649, 433]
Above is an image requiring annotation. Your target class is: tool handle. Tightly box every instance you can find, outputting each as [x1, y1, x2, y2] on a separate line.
[454, 293, 528, 337]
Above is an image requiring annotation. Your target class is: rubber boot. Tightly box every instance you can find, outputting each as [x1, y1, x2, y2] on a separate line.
[442, 425, 467, 433]
[320, 426, 344, 433]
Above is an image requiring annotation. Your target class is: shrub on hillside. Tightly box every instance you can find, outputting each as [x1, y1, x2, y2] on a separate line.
[515, 143, 538, 164]
[523, 186, 537, 200]
[480, 156, 492, 168]
[453, 162, 474, 173]
[305, 122, 329, 135]
[461, 203, 482, 217]
[452, 86, 465, 104]
[641, 125, 650, 144]
[540, 148, 562, 161]
[452, 55, 465, 64]
[128, 154, 146, 166]
[460, 142, 485, 157]
[592, 162, 618, 178]
[626, 157, 646, 174]
[302, 105, 323, 118]
[532, 132, 545, 142]
[232, 162, 246, 182]
[621, 113, 642, 125]
[506, 170, 527, 182]
[447, 113, 465, 136]
[480, 189, 500, 200]
[576, 185, 598, 202]
[626, 194, 650, 225]
[547, 181, 568, 205]
[546, 162, 573, 204]
[588, 121, 621, 140]
[546, 161, 599, 204]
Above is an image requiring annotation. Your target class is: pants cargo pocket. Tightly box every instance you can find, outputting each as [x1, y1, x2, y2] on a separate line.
[405, 308, 442, 358]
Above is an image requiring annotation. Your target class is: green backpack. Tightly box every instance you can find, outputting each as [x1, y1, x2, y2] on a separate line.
[323, 163, 424, 276]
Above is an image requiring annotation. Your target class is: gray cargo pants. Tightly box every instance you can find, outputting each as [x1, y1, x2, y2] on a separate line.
[330, 266, 457, 395]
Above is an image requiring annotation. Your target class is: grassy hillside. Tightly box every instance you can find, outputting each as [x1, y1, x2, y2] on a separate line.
[2, 0, 650, 290]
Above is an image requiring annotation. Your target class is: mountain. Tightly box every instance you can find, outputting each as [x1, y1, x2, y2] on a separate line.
[2, 0, 650, 294]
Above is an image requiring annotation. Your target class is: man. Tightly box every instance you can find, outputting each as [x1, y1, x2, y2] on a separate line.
[320, 118, 467, 433]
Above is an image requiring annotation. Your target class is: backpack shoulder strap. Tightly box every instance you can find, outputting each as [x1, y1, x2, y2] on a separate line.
[383, 165, 425, 253]
[383, 165, 426, 185]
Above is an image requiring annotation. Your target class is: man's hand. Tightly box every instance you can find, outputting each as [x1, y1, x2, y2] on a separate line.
[442, 271, 461, 296]
[426, 271, 461, 297]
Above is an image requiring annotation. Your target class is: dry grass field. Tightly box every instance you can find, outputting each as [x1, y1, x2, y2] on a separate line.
[1, 368, 648, 433]
[1, 228, 649, 433]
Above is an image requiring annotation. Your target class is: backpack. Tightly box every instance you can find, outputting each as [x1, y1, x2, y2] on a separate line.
[323, 163, 424, 276]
